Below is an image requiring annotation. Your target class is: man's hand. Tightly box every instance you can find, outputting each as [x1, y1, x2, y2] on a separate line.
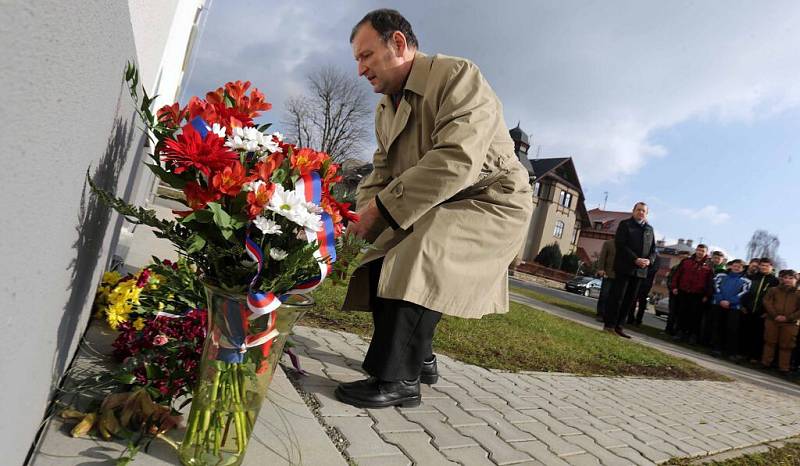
[634, 258, 648, 268]
[597, 270, 606, 278]
[720, 300, 730, 309]
[672, 289, 679, 296]
[776, 315, 787, 322]
[346, 198, 384, 243]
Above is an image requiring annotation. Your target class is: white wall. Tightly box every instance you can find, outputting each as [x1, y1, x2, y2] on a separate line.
[0, 1, 203, 463]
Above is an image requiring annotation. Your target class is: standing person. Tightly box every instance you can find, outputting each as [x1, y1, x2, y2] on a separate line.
[629, 258, 659, 326]
[709, 260, 751, 358]
[595, 239, 616, 321]
[742, 258, 779, 362]
[746, 258, 761, 278]
[710, 251, 727, 274]
[602, 202, 656, 338]
[761, 270, 800, 374]
[340, 9, 533, 408]
[700, 250, 728, 345]
[669, 244, 714, 343]
[664, 251, 691, 336]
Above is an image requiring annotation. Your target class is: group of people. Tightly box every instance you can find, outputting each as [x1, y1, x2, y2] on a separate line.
[596, 212, 800, 375]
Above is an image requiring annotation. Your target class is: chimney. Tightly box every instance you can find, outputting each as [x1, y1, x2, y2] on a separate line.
[686, 239, 693, 248]
[678, 238, 684, 245]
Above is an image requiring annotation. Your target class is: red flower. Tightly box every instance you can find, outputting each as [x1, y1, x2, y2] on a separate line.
[135, 268, 152, 288]
[253, 152, 285, 182]
[183, 181, 221, 212]
[161, 125, 239, 177]
[211, 161, 251, 197]
[156, 103, 185, 128]
[291, 148, 326, 176]
[246, 182, 275, 219]
[207, 81, 273, 119]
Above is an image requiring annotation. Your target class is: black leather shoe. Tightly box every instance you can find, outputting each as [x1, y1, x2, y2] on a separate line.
[337, 376, 378, 391]
[420, 355, 439, 385]
[335, 378, 421, 408]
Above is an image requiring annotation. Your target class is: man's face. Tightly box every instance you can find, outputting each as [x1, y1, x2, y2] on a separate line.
[632, 204, 648, 222]
[352, 24, 406, 95]
[712, 255, 725, 265]
[730, 262, 744, 274]
[748, 261, 759, 273]
[695, 246, 708, 259]
[759, 262, 773, 274]
[780, 274, 797, 288]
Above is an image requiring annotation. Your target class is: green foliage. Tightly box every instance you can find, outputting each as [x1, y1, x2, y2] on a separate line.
[535, 242, 563, 269]
[560, 253, 581, 273]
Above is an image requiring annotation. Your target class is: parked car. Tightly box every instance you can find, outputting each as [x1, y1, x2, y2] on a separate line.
[586, 279, 603, 299]
[654, 296, 670, 317]
[565, 276, 601, 297]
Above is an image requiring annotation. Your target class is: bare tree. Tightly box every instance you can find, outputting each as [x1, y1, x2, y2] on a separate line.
[745, 229, 781, 261]
[282, 65, 372, 163]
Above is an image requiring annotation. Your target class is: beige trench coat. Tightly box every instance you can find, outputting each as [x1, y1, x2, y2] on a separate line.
[342, 52, 533, 318]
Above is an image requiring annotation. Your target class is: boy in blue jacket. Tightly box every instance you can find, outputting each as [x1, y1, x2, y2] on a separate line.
[710, 259, 752, 358]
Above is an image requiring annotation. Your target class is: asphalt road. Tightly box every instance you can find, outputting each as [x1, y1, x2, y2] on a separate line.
[509, 276, 667, 330]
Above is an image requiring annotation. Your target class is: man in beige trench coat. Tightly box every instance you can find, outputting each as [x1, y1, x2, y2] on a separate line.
[337, 9, 533, 408]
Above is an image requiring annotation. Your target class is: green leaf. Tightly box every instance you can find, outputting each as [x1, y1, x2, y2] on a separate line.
[271, 167, 287, 184]
[145, 162, 188, 189]
[207, 202, 232, 228]
[258, 123, 273, 133]
[186, 234, 206, 254]
[181, 209, 214, 224]
[224, 94, 236, 108]
[114, 373, 137, 384]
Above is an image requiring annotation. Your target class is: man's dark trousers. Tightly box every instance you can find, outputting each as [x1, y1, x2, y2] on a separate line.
[362, 259, 441, 382]
[596, 277, 614, 318]
[676, 292, 705, 340]
[605, 276, 641, 328]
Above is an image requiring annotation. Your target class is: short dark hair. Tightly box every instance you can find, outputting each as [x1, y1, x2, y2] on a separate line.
[778, 269, 797, 278]
[759, 257, 773, 265]
[729, 259, 744, 266]
[749, 258, 760, 264]
[712, 250, 725, 257]
[350, 9, 419, 49]
[697, 243, 708, 249]
[633, 201, 648, 210]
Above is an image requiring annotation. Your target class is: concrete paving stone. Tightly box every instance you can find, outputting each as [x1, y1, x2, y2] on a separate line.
[327, 416, 404, 459]
[354, 454, 412, 466]
[434, 385, 496, 412]
[511, 439, 572, 465]
[456, 425, 534, 465]
[521, 409, 583, 436]
[574, 414, 622, 433]
[669, 436, 713, 457]
[421, 383, 451, 400]
[470, 409, 535, 442]
[609, 446, 659, 466]
[496, 391, 543, 410]
[383, 432, 460, 466]
[404, 411, 479, 450]
[559, 419, 627, 449]
[683, 434, 731, 455]
[567, 435, 637, 466]
[480, 398, 537, 424]
[396, 403, 439, 415]
[426, 398, 489, 427]
[604, 430, 673, 463]
[313, 384, 368, 417]
[514, 421, 586, 457]
[441, 445, 497, 466]
[563, 453, 602, 466]
[368, 407, 425, 434]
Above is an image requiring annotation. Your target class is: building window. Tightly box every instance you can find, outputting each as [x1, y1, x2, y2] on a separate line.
[533, 181, 541, 197]
[553, 220, 565, 238]
[558, 190, 572, 208]
[572, 225, 579, 244]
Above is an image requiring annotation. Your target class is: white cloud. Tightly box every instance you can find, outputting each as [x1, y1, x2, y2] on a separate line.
[184, 0, 800, 182]
[674, 205, 731, 225]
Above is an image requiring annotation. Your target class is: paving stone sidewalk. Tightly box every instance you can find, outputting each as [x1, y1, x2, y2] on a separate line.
[290, 325, 800, 466]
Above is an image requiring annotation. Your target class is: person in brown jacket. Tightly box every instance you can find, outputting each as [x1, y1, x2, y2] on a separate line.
[761, 269, 800, 374]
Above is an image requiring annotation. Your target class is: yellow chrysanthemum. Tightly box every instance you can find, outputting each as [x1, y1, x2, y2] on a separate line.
[102, 271, 122, 286]
[132, 317, 146, 331]
[105, 303, 130, 330]
[158, 302, 165, 310]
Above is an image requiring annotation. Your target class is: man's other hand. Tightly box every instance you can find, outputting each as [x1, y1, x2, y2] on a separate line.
[346, 198, 383, 242]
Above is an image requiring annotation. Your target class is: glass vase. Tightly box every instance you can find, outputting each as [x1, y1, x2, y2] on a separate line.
[179, 283, 311, 466]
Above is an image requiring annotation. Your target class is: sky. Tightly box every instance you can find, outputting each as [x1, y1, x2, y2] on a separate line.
[181, 0, 800, 266]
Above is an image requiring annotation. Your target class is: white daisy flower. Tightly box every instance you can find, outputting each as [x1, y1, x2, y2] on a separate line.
[242, 180, 266, 192]
[269, 248, 288, 261]
[272, 131, 284, 142]
[253, 216, 282, 235]
[211, 123, 227, 138]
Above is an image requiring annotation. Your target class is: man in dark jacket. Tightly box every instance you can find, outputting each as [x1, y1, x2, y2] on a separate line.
[670, 244, 714, 343]
[742, 258, 779, 361]
[595, 239, 615, 321]
[603, 202, 657, 338]
[710, 259, 751, 357]
[664, 251, 691, 335]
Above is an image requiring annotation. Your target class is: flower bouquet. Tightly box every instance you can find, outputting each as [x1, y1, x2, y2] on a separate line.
[89, 63, 364, 465]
